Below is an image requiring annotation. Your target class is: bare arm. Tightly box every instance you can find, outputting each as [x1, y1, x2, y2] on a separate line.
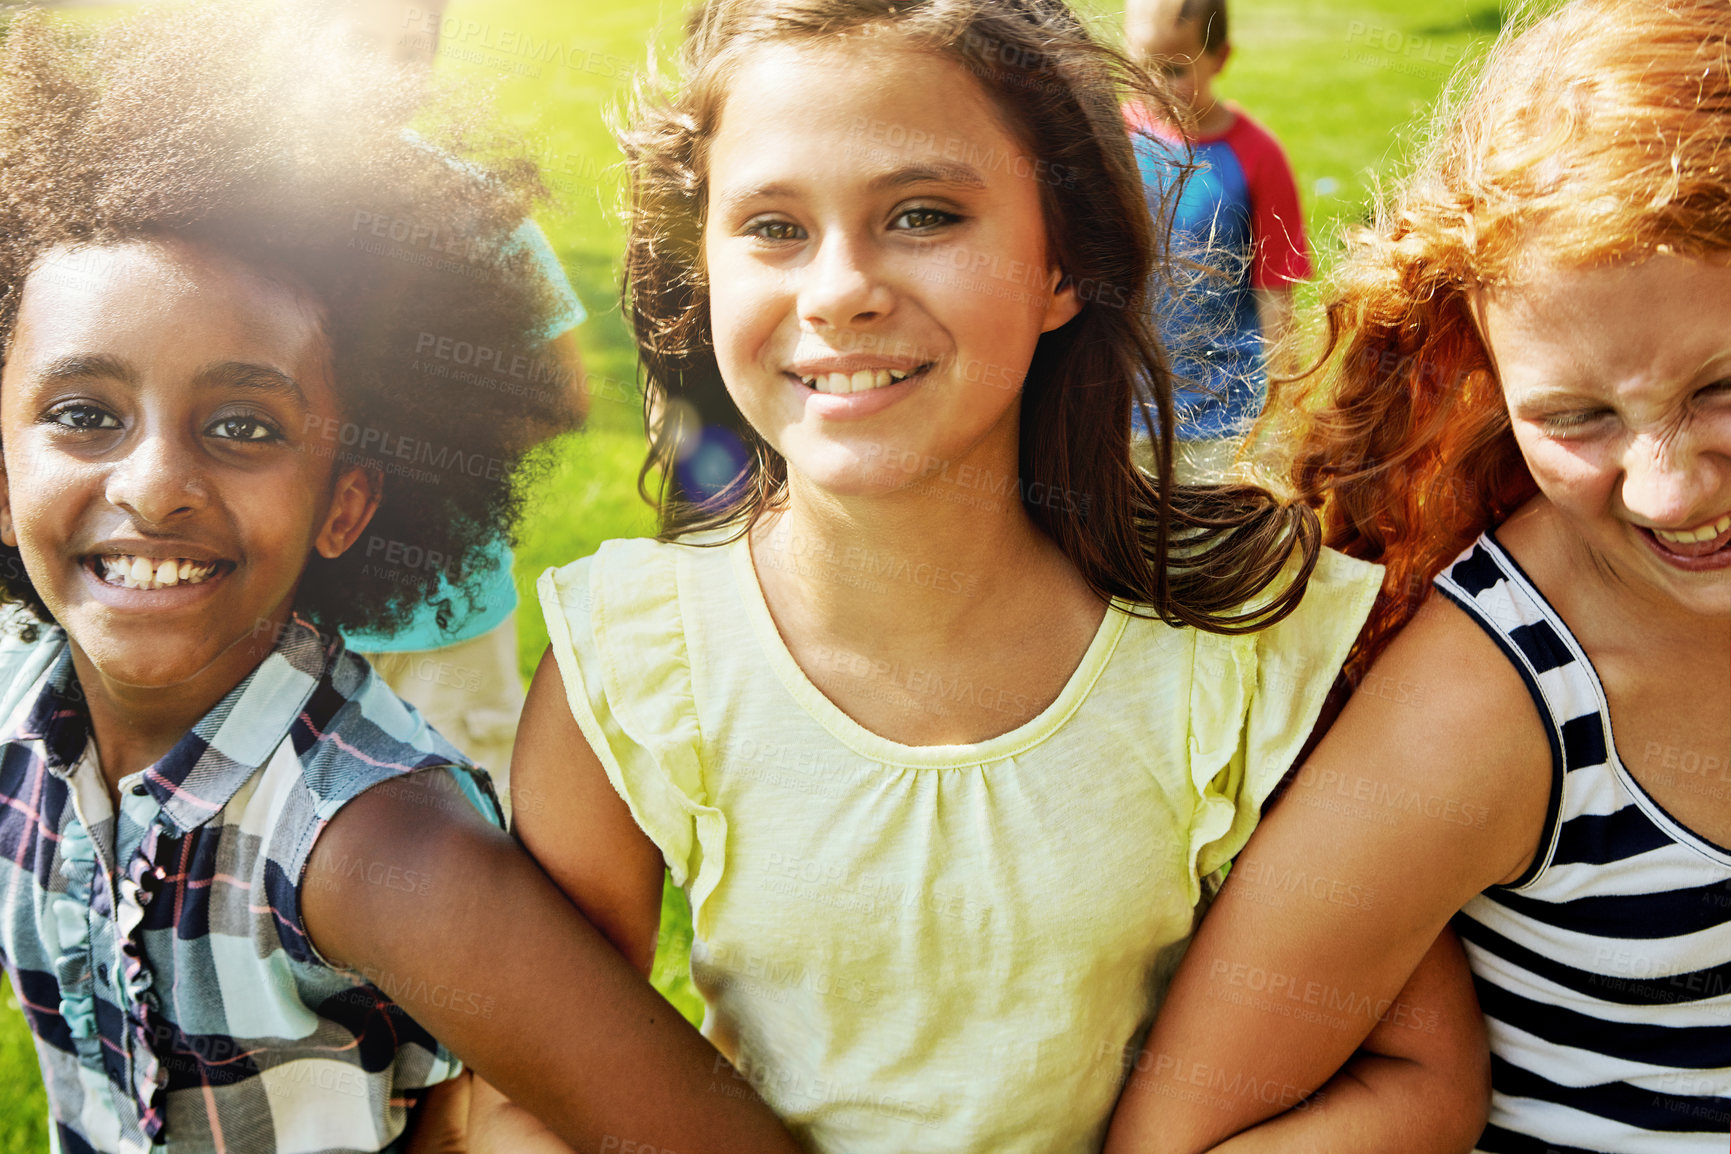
[403, 1073, 470, 1154]
[468, 646, 676, 1150]
[1162, 930, 1487, 1154]
[548, 329, 589, 426]
[300, 661, 797, 1153]
[1106, 596, 1553, 1154]
[511, 645, 667, 971]
[1253, 287, 1295, 378]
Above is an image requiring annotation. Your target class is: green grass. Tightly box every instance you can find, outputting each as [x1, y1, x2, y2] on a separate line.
[0, 0, 1510, 1142]
[0, 977, 46, 1152]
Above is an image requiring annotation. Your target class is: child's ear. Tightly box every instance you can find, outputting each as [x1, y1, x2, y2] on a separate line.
[314, 465, 383, 560]
[1042, 268, 1084, 333]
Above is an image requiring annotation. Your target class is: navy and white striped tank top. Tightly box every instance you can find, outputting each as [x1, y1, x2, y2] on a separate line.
[1433, 533, 1731, 1153]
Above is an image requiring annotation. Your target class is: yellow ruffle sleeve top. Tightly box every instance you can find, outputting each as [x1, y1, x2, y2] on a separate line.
[539, 533, 1381, 1154]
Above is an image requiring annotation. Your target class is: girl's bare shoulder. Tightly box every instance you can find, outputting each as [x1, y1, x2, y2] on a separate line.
[1296, 586, 1558, 889]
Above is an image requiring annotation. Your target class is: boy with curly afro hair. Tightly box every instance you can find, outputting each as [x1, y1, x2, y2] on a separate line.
[0, 6, 802, 1153]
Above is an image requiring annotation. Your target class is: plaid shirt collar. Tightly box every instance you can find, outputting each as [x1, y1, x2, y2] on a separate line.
[4, 615, 340, 836]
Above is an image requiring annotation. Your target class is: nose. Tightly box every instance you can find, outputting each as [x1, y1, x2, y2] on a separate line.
[104, 423, 207, 525]
[1619, 429, 1722, 528]
[798, 232, 894, 330]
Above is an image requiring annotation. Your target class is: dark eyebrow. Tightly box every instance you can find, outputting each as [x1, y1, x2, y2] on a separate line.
[867, 163, 989, 192]
[715, 163, 992, 215]
[37, 353, 138, 386]
[192, 361, 307, 406]
[31, 355, 306, 406]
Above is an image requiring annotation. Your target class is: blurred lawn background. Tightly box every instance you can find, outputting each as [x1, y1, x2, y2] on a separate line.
[0, 0, 1510, 1143]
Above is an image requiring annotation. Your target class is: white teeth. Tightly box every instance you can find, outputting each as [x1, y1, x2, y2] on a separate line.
[96, 554, 219, 590]
[802, 367, 918, 394]
[1653, 514, 1731, 545]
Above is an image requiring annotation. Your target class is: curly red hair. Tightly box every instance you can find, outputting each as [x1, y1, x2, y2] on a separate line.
[1259, 0, 1731, 683]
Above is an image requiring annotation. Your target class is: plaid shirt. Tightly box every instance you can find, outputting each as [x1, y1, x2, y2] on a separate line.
[0, 614, 503, 1153]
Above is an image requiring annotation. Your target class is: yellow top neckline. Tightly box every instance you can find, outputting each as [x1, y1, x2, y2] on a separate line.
[728, 532, 1132, 768]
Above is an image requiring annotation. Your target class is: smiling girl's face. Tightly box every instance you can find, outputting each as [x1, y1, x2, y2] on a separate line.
[1482, 253, 1731, 618]
[0, 238, 379, 697]
[702, 35, 1080, 500]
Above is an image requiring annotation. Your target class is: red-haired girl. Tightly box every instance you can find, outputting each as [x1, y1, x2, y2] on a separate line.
[1109, 2, 1731, 1151]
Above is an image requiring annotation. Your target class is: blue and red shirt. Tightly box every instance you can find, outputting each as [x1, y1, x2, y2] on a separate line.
[1126, 104, 1312, 440]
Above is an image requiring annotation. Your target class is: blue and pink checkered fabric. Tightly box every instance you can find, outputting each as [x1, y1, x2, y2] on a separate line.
[0, 613, 501, 1153]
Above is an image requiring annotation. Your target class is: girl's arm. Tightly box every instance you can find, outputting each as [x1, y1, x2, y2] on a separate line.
[404, 1072, 471, 1154]
[465, 647, 681, 1152]
[1142, 928, 1487, 1154]
[507, 647, 667, 974]
[467, 1076, 575, 1154]
[300, 648, 797, 1154]
[1105, 597, 1555, 1154]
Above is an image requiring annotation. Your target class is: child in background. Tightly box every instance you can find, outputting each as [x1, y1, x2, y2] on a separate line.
[315, 0, 593, 813]
[476, 0, 1487, 1150]
[1124, 0, 1311, 484]
[1108, 2, 1731, 1151]
[0, 8, 803, 1152]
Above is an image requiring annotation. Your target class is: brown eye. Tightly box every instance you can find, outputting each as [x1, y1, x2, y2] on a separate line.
[48, 404, 120, 431]
[745, 219, 803, 242]
[892, 207, 960, 231]
[207, 415, 280, 442]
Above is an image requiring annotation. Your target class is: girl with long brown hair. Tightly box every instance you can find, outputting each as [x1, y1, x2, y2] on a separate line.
[469, 1, 1493, 1150]
[1108, 2, 1731, 1150]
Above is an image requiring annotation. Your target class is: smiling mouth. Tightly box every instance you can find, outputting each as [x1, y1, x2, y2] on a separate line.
[795, 364, 932, 394]
[1641, 513, 1731, 559]
[89, 554, 231, 591]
